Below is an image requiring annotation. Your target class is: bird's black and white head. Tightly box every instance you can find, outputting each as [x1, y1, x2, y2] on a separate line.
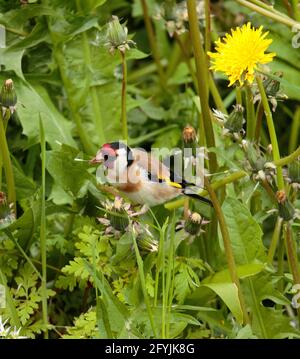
[90, 141, 133, 172]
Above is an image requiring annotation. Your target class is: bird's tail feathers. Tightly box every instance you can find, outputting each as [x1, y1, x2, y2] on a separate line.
[183, 186, 212, 206]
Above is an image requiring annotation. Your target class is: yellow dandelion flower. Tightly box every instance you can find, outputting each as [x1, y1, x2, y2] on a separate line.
[208, 22, 276, 87]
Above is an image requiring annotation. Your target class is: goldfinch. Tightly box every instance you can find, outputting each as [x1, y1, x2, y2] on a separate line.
[90, 141, 211, 207]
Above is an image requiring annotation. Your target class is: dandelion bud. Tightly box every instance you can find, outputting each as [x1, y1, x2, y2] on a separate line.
[137, 236, 158, 253]
[262, 73, 287, 111]
[288, 160, 300, 184]
[184, 212, 202, 235]
[107, 16, 127, 48]
[108, 211, 129, 231]
[264, 72, 282, 97]
[0, 79, 17, 108]
[246, 143, 266, 172]
[106, 16, 135, 54]
[225, 104, 245, 134]
[107, 197, 129, 231]
[163, 0, 177, 21]
[276, 190, 295, 221]
[183, 125, 197, 146]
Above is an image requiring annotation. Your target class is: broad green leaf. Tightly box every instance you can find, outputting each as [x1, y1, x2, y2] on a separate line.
[48, 183, 73, 206]
[244, 274, 290, 308]
[8, 20, 49, 51]
[202, 282, 243, 324]
[0, 75, 77, 149]
[13, 164, 37, 200]
[242, 273, 294, 338]
[222, 197, 266, 265]
[0, 49, 24, 79]
[202, 262, 265, 284]
[24, 83, 77, 148]
[130, 307, 201, 339]
[77, 0, 108, 13]
[0, 5, 57, 28]
[234, 324, 257, 339]
[84, 260, 130, 336]
[45, 145, 94, 198]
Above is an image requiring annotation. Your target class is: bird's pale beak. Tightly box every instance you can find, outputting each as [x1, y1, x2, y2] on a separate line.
[89, 151, 103, 165]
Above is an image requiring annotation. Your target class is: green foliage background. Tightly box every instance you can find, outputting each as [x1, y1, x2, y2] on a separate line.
[0, 0, 299, 339]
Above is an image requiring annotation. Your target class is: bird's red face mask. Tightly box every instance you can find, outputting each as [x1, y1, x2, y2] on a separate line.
[89, 144, 117, 169]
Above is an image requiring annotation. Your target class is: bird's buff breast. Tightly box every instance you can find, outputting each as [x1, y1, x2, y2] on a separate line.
[117, 181, 181, 207]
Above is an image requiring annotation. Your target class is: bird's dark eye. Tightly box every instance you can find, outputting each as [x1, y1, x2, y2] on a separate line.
[104, 154, 109, 161]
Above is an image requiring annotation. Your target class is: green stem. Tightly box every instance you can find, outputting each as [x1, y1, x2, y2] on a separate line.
[0, 108, 8, 187]
[92, 247, 104, 338]
[249, 0, 292, 17]
[6, 230, 43, 281]
[29, 258, 62, 273]
[256, 76, 284, 190]
[3, 109, 10, 132]
[84, 42, 105, 144]
[274, 145, 300, 167]
[277, 234, 285, 292]
[267, 217, 283, 265]
[245, 85, 256, 140]
[261, 178, 277, 204]
[154, 228, 163, 308]
[284, 222, 300, 320]
[64, 213, 76, 238]
[127, 62, 157, 83]
[5, 26, 28, 37]
[285, 222, 300, 284]
[76, 0, 105, 144]
[132, 232, 157, 338]
[247, 277, 268, 338]
[237, 0, 300, 28]
[182, 33, 205, 149]
[289, 107, 300, 153]
[39, 118, 48, 339]
[209, 74, 227, 114]
[204, 0, 211, 53]
[254, 102, 264, 142]
[174, 32, 226, 114]
[165, 34, 183, 80]
[129, 124, 177, 146]
[140, 0, 166, 88]
[0, 156, 2, 188]
[204, 177, 250, 325]
[249, 0, 277, 11]
[0, 109, 16, 212]
[165, 213, 175, 338]
[173, 31, 198, 89]
[161, 225, 166, 339]
[46, 17, 95, 154]
[187, 0, 217, 173]
[58, 50, 95, 154]
[236, 87, 242, 105]
[121, 51, 128, 141]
